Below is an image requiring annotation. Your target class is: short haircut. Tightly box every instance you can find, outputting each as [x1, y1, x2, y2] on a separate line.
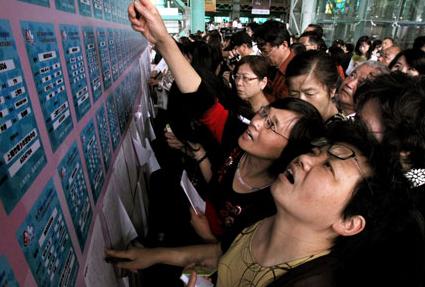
[253, 20, 290, 48]
[307, 23, 324, 38]
[300, 31, 327, 52]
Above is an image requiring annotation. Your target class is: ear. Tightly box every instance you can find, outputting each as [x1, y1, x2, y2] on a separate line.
[332, 215, 366, 237]
[260, 76, 268, 90]
[329, 88, 336, 99]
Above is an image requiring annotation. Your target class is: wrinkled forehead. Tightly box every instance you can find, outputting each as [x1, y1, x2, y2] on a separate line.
[269, 107, 300, 127]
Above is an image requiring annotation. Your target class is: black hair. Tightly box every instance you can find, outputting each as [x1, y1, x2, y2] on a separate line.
[299, 31, 327, 52]
[246, 22, 259, 34]
[306, 23, 324, 38]
[328, 46, 346, 66]
[290, 42, 306, 56]
[355, 72, 425, 170]
[182, 40, 222, 74]
[390, 48, 425, 75]
[413, 35, 425, 50]
[268, 98, 325, 176]
[234, 55, 270, 80]
[354, 35, 371, 57]
[286, 50, 339, 94]
[253, 20, 290, 48]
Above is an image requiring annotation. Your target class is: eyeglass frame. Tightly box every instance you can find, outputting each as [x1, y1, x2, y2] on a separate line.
[232, 73, 259, 83]
[310, 137, 373, 194]
[257, 106, 289, 140]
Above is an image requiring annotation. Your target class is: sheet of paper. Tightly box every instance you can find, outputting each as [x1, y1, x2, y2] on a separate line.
[135, 180, 149, 237]
[180, 170, 206, 214]
[102, 183, 137, 248]
[122, 133, 138, 193]
[111, 148, 133, 217]
[145, 138, 161, 175]
[132, 136, 150, 166]
[84, 216, 119, 287]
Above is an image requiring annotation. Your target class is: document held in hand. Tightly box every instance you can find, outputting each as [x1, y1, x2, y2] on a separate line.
[180, 170, 206, 215]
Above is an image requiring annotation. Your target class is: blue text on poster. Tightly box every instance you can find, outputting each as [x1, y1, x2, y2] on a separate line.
[95, 105, 112, 170]
[16, 179, 79, 287]
[58, 142, 93, 250]
[80, 119, 104, 202]
[106, 92, 120, 150]
[60, 24, 91, 121]
[82, 26, 102, 102]
[21, 21, 73, 151]
[55, 0, 76, 13]
[78, 0, 93, 17]
[96, 28, 112, 90]
[0, 19, 47, 214]
[0, 256, 19, 287]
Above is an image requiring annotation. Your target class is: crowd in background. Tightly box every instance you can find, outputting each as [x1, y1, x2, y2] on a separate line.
[105, 1, 425, 286]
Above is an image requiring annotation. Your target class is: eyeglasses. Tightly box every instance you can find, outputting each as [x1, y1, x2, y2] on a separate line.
[257, 106, 288, 139]
[232, 74, 258, 83]
[311, 137, 372, 193]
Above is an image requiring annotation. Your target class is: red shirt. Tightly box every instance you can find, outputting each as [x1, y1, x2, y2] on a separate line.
[267, 51, 295, 102]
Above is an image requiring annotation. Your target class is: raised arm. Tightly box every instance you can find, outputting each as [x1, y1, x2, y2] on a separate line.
[128, 0, 201, 93]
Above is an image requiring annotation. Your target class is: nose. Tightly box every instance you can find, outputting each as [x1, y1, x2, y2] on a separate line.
[250, 114, 265, 130]
[297, 151, 327, 172]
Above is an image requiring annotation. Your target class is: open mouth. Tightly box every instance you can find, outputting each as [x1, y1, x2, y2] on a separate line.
[285, 168, 294, 184]
[246, 129, 254, 140]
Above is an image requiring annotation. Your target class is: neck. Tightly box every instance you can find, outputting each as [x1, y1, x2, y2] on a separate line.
[235, 154, 274, 191]
[277, 48, 291, 68]
[253, 215, 332, 267]
[248, 92, 269, 113]
[324, 103, 339, 121]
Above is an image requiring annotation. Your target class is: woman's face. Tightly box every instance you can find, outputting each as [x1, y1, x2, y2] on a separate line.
[359, 42, 370, 56]
[288, 73, 335, 120]
[391, 55, 419, 76]
[235, 63, 267, 101]
[271, 143, 369, 229]
[238, 107, 299, 160]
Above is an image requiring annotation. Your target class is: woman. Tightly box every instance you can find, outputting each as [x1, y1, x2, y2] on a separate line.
[390, 48, 425, 76]
[218, 120, 414, 287]
[286, 50, 340, 122]
[354, 72, 425, 286]
[106, 96, 324, 274]
[345, 35, 371, 75]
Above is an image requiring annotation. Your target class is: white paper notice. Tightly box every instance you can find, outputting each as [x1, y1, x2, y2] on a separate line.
[132, 136, 150, 166]
[84, 216, 119, 287]
[122, 134, 138, 192]
[180, 170, 206, 214]
[145, 138, 160, 175]
[102, 184, 138, 248]
[112, 148, 134, 217]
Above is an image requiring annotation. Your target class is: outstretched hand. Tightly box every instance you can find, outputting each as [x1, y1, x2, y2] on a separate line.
[105, 247, 159, 271]
[128, 0, 169, 45]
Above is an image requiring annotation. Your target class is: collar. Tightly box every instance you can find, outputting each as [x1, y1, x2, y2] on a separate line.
[278, 51, 294, 74]
[405, 168, 425, 188]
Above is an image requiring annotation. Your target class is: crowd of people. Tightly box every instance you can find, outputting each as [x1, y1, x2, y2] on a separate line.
[105, 0, 425, 286]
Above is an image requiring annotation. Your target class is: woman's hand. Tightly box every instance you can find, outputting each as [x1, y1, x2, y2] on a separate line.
[128, 0, 169, 45]
[105, 247, 160, 271]
[164, 129, 185, 150]
[190, 208, 217, 243]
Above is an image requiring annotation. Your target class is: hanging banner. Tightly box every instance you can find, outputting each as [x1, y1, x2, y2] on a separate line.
[205, 0, 216, 12]
[252, 0, 271, 15]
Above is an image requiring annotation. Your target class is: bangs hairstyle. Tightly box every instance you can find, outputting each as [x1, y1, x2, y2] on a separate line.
[234, 55, 271, 80]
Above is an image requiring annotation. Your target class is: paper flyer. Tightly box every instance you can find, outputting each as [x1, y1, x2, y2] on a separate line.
[180, 170, 206, 214]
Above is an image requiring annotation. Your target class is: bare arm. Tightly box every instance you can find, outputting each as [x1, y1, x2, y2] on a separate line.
[105, 243, 222, 270]
[128, 0, 201, 93]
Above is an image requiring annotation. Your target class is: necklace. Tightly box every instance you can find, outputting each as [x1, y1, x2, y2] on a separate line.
[236, 154, 272, 191]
